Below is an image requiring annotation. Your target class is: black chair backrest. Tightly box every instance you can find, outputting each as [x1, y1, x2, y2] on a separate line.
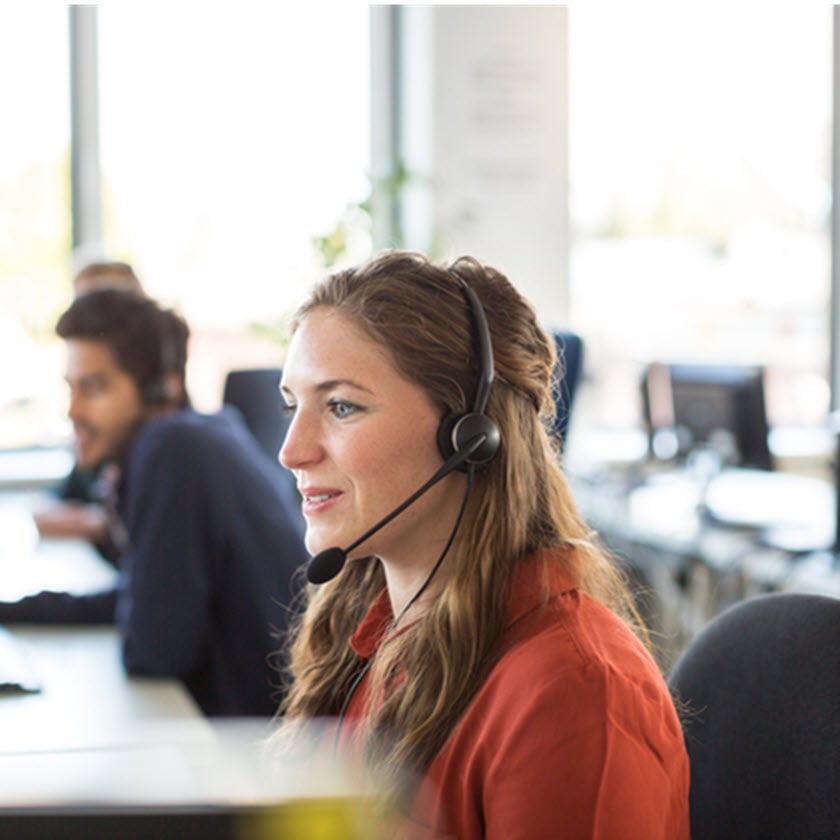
[549, 330, 584, 450]
[222, 368, 288, 460]
[668, 592, 840, 840]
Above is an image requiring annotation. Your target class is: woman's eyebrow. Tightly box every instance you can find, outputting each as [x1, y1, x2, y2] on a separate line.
[281, 378, 375, 399]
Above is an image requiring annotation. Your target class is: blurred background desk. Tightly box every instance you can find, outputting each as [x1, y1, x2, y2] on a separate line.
[1, 626, 208, 758]
[570, 462, 840, 671]
[0, 494, 116, 601]
[0, 491, 213, 809]
[0, 446, 74, 492]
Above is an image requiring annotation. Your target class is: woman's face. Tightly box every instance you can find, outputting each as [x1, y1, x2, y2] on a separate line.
[280, 308, 465, 570]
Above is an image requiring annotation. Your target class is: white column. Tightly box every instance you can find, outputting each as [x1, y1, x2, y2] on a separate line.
[69, 4, 102, 254]
[381, 5, 570, 326]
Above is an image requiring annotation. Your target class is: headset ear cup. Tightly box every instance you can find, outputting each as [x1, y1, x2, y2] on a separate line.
[437, 412, 501, 468]
[437, 413, 460, 461]
[456, 412, 501, 464]
[142, 379, 168, 406]
[143, 374, 180, 406]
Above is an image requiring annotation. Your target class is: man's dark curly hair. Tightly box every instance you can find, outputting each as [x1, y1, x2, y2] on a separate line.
[56, 288, 190, 406]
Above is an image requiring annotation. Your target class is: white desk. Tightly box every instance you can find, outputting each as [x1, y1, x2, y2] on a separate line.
[0, 625, 221, 807]
[0, 497, 361, 816]
[0, 495, 118, 602]
[0, 530, 374, 840]
[0, 494, 216, 807]
[0, 446, 74, 491]
[1, 626, 208, 756]
[0, 489, 119, 605]
[0, 627, 353, 812]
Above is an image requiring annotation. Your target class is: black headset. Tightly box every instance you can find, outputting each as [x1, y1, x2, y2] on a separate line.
[142, 310, 181, 406]
[435, 271, 501, 468]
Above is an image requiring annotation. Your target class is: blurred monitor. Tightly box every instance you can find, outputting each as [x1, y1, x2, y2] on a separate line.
[642, 362, 773, 470]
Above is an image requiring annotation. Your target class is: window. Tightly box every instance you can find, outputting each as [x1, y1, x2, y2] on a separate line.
[0, 8, 70, 448]
[0, 7, 371, 449]
[98, 5, 371, 410]
[568, 7, 831, 446]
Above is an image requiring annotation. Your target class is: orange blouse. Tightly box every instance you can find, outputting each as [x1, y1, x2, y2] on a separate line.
[343, 551, 691, 840]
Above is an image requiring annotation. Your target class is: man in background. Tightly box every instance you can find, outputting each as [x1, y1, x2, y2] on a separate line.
[0, 289, 307, 717]
[33, 260, 146, 561]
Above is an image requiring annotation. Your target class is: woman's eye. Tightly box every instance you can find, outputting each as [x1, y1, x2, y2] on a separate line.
[328, 399, 359, 419]
[280, 403, 296, 416]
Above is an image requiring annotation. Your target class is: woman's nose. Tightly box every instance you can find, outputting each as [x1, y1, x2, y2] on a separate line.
[279, 410, 321, 471]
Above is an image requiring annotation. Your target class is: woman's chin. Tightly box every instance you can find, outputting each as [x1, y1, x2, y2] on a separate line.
[305, 531, 337, 557]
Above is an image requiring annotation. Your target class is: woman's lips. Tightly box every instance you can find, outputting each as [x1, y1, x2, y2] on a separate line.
[300, 487, 343, 515]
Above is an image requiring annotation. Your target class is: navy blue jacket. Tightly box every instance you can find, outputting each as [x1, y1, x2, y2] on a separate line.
[0, 408, 308, 718]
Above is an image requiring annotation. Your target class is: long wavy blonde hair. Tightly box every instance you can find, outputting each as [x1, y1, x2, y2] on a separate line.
[278, 251, 645, 786]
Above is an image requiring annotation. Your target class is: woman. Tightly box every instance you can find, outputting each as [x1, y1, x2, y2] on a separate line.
[277, 251, 690, 839]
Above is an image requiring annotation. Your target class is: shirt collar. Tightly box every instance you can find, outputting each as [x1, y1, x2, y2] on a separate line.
[349, 548, 579, 660]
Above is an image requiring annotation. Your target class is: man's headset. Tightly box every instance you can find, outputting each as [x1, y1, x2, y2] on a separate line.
[142, 311, 184, 406]
[305, 268, 501, 584]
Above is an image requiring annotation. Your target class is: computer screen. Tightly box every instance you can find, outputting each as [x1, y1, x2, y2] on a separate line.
[643, 363, 773, 470]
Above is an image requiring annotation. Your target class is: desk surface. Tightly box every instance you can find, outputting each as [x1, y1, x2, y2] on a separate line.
[0, 496, 367, 818]
[1, 625, 208, 756]
[0, 626, 354, 811]
[0, 447, 73, 491]
[0, 502, 118, 602]
[0, 494, 216, 808]
[0, 625, 227, 808]
[0, 490, 120, 606]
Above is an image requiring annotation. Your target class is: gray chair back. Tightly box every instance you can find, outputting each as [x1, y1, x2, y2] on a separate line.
[668, 592, 840, 840]
[222, 368, 288, 460]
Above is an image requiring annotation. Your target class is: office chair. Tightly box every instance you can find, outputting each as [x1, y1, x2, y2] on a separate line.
[221, 368, 289, 460]
[548, 330, 584, 450]
[667, 592, 840, 840]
